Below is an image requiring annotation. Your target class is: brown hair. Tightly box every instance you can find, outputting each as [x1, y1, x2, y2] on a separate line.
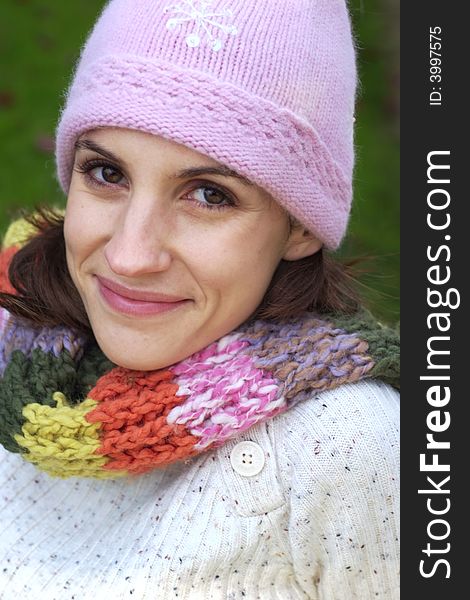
[0, 208, 361, 333]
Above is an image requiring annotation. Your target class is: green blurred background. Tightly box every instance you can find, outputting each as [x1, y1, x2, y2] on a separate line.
[0, 0, 399, 323]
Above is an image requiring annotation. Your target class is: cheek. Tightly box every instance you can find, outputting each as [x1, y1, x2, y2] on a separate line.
[64, 210, 88, 270]
[187, 221, 284, 297]
[64, 194, 109, 266]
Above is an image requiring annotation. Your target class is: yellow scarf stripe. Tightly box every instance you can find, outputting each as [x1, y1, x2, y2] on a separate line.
[2, 209, 65, 250]
[14, 392, 127, 479]
[2, 218, 38, 250]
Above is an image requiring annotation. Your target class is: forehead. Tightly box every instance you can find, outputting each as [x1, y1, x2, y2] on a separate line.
[79, 127, 210, 158]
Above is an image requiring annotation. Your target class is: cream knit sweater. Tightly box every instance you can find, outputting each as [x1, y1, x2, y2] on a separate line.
[0, 379, 399, 600]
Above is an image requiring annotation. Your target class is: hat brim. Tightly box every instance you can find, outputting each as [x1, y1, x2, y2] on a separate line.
[55, 56, 351, 249]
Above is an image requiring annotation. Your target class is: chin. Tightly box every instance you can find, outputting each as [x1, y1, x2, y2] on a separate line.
[96, 345, 166, 371]
[118, 356, 170, 371]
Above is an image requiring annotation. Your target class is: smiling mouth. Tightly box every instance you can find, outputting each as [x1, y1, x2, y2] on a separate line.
[95, 276, 192, 317]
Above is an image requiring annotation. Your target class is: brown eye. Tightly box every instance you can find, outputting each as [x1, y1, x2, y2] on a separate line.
[74, 158, 127, 189]
[187, 183, 235, 210]
[94, 166, 123, 185]
[200, 187, 226, 205]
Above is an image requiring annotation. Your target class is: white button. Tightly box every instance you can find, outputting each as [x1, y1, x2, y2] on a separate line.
[230, 441, 265, 477]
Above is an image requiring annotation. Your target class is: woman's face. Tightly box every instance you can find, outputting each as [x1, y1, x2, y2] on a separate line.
[65, 127, 320, 370]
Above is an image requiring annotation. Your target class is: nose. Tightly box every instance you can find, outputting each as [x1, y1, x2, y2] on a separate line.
[104, 197, 172, 277]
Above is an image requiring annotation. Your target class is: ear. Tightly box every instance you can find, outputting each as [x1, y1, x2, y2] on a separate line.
[282, 224, 322, 261]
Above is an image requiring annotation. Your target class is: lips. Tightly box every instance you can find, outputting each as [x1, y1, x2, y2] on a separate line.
[95, 275, 191, 317]
[96, 275, 188, 302]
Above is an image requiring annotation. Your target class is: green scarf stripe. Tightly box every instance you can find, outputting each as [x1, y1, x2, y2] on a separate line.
[0, 344, 114, 453]
[74, 342, 115, 400]
[325, 309, 400, 389]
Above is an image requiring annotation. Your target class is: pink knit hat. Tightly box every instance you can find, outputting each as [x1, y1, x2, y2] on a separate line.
[55, 0, 357, 249]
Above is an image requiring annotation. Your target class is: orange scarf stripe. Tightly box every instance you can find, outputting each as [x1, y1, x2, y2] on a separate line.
[86, 366, 200, 473]
[0, 246, 19, 295]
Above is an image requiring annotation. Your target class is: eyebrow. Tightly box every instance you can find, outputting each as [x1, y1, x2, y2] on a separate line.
[74, 139, 254, 187]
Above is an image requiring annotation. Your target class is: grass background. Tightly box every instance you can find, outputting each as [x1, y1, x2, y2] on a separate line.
[0, 0, 399, 324]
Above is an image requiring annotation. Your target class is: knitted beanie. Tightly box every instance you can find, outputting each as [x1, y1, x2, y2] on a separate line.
[55, 0, 358, 249]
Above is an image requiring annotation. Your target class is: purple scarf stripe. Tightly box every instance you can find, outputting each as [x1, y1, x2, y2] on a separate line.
[0, 309, 85, 377]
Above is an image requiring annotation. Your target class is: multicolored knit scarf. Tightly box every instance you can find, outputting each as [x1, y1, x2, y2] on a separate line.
[0, 219, 399, 480]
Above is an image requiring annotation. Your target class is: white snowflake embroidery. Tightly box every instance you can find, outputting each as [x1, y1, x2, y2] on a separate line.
[163, 0, 238, 52]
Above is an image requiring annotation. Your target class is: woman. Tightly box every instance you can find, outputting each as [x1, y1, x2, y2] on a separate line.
[0, 1, 399, 598]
